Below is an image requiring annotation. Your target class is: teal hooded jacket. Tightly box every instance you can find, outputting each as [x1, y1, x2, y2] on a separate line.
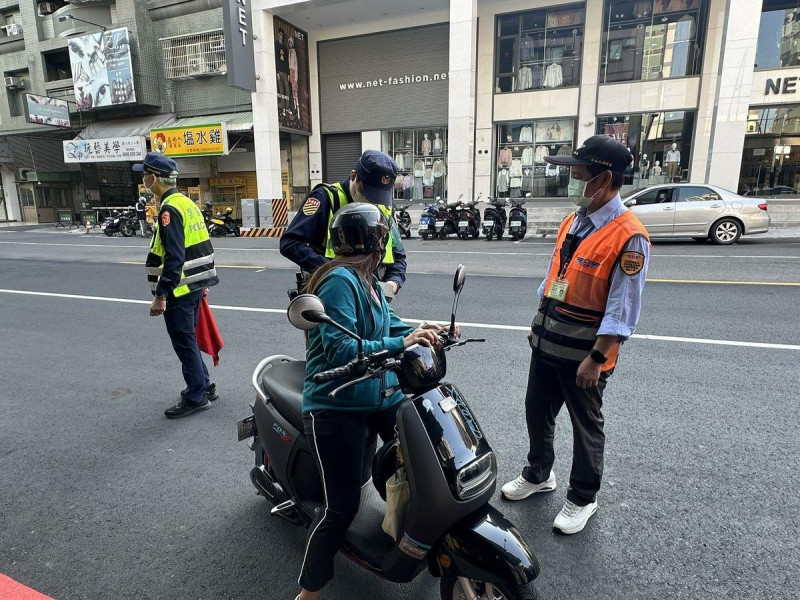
[303, 266, 415, 413]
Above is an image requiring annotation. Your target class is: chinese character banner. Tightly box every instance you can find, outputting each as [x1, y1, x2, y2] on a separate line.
[149, 124, 229, 157]
[63, 136, 146, 163]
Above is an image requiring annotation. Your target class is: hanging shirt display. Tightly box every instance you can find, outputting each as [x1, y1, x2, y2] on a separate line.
[531, 64, 544, 89]
[517, 67, 534, 91]
[394, 153, 405, 171]
[423, 168, 435, 186]
[510, 158, 524, 178]
[557, 144, 573, 156]
[497, 169, 510, 193]
[520, 35, 536, 61]
[545, 163, 559, 177]
[519, 126, 534, 142]
[509, 176, 523, 188]
[413, 160, 424, 177]
[534, 145, 550, 163]
[521, 169, 533, 192]
[498, 147, 513, 167]
[432, 159, 446, 178]
[521, 146, 535, 166]
[543, 63, 563, 88]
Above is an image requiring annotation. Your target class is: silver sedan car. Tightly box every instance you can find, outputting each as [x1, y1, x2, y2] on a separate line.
[622, 183, 770, 244]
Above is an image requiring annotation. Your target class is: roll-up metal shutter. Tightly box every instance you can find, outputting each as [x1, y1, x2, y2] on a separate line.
[323, 133, 361, 183]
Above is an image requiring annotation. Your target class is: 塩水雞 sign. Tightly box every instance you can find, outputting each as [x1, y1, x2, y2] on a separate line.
[63, 136, 146, 163]
[149, 124, 228, 157]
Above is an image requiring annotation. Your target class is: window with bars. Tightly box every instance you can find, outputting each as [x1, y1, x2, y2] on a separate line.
[160, 30, 226, 80]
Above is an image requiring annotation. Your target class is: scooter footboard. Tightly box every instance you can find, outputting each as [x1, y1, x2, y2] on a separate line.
[436, 504, 540, 587]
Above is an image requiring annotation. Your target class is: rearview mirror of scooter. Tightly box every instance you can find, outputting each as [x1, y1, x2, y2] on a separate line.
[449, 264, 466, 338]
[287, 293, 365, 357]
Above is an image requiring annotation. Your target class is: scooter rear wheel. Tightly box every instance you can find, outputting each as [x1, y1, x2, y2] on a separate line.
[438, 230, 448, 240]
[440, 575, 541, 600]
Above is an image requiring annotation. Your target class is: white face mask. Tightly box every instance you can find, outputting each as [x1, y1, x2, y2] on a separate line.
[567, 173, 603, 208]
[349, 179, 368, 202]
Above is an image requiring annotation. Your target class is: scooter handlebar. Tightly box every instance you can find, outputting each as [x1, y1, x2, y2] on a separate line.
[313, 363, 354, 383]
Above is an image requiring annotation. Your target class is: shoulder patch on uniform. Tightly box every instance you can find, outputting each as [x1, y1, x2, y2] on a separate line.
[161, 211, 171, 227]
[302, 198, 320, 216]
[620, 251, 645, 275]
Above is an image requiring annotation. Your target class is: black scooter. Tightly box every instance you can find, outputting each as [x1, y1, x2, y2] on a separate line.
[101, 210, 135, 237]
[238, 266, 542, 599]
[482, 198, 508, 241]
[508, 194, 530, 241]
[394, 203, 412, 239]
[209, 208, 241, 237]
[435, 194, 462, 240]
[456, 193, 482, 240]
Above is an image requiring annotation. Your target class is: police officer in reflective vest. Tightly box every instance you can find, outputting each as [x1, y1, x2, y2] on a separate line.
[280, 150, 407, 299]
[134, 152, 220, 419]
[501, 136, 650, 535]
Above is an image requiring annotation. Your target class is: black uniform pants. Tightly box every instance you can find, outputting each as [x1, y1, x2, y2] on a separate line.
[299, 404, 400, 592]
[522, 352, 610, 506]
[163, 290, 209, 404]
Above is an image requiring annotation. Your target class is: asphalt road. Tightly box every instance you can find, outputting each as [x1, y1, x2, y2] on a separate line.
[1, 228, 799, 600]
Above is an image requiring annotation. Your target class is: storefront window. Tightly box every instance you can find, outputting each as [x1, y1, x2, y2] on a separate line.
[495, 119, 576, 199]
[740, 105, 800, 195]
[596, 110, 696, 192]
[755, 1, 800, 70]
[494, 5, 585, 93]
[600, 0, 708, 84]
[381, 128, 447, 202]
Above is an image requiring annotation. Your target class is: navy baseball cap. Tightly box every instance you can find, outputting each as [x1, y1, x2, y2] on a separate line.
[545, 135, 633, 173]
[354, 150, 398, 206]
[132, 151, 180, 177]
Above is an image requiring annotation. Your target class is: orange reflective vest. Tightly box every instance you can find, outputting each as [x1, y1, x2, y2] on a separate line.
[531, 210, 649, 371]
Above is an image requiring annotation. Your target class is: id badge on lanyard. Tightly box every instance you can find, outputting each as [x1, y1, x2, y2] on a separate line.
[546, 277, 569, 301]
[547, 232, 580, 302]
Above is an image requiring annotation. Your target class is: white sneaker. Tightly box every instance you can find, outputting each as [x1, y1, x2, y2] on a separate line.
[501, 471, 556, 500]
[553, 500, 598, 534]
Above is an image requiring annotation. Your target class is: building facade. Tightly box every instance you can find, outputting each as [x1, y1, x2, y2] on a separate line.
[0, 0, 257, 223]
[249, 0, 800, 208]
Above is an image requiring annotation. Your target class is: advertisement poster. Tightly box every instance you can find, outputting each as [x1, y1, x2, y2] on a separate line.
[150, 124, 228, 157]
[68, 27, 136, 111]
[63, 136, 146, 163]
[535, 119, 574, 143]
[274, 17, 311, 135]
[25, 94, 71, 127]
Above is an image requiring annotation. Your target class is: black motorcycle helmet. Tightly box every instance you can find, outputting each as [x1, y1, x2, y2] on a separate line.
[204, 201, 213, 209]
[329, 203, 389, 256]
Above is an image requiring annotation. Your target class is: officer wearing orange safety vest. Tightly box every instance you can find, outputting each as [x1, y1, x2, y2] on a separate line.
[501, 135, 650, 536]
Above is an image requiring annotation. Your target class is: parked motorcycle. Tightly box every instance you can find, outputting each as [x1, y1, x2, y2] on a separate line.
[394, 203, 412, 239]
[418, 199, 438, 240]
[208, 207, 241, 237]
[508, 194, 531, 241]
[482, 198, 508, 241]
[101, 210, 135, 237]
[238, 265, 542, 599]
[456, 193, 482, 240]
[435, 194, 462, 240]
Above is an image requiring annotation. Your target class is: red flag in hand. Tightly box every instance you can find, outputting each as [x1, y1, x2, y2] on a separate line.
[196, 296, 224, 366]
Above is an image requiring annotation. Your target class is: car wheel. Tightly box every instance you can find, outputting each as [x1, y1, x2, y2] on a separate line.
[710, 218, 741, 245]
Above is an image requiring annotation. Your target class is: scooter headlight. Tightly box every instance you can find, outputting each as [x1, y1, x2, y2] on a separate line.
[456, 452, 496, 500]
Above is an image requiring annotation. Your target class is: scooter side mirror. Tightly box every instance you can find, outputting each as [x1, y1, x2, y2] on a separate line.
[450, 265, 466, 338]
[287, 294, 326, 330]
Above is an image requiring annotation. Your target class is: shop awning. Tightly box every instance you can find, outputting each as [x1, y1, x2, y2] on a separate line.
[169, 111, 253, 133]
[75, 114, 177, 140]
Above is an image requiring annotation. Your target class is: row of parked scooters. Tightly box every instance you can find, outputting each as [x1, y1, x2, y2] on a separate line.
[394, 193, 532, 241]
[100, 202, 241, 238]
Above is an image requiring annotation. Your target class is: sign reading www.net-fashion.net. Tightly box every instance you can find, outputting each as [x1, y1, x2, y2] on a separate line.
[338, 72, 449, 92]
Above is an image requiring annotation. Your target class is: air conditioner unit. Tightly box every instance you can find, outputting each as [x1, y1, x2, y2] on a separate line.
[4, 76, 25, 89]
[18, 168, 36, 181]
[3, 23, 22, 36]
[37, 2, 58, 16]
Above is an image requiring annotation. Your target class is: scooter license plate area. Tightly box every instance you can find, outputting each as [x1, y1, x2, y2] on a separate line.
[237, 415, 255, 441]
[510, 221, 522, 227]
[435, 221, 445, 227]
[483, 220, 494, 227]
[458, 221, 469, 227]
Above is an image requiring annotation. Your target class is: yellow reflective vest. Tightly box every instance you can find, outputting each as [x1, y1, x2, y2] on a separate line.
[146, 192, 217, 297]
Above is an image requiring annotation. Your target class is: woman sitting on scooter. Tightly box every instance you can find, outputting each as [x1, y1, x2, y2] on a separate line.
[296, 203, 441, 600]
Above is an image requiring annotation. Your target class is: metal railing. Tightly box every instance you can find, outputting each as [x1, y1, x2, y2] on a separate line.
[160, 30, 226, 80]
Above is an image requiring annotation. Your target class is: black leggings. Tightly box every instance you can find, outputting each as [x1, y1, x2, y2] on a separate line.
[298, 405, 399, 592]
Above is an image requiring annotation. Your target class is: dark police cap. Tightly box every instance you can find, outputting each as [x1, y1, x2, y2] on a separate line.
[354, 150, 398, 206]
[132, 151, 180, 177]
[545, 135, 633, 173]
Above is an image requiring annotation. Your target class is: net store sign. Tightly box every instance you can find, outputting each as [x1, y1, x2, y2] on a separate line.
[765, 77, 800, 95]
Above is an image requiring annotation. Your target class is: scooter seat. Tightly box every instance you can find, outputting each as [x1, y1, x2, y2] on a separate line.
[262, 360, 306, 431]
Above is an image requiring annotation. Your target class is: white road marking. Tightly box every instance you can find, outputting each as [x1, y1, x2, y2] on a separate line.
[2, 288, 799, 351]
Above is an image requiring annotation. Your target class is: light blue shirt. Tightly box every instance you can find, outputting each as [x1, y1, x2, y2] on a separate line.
[537, 194, 649, 340]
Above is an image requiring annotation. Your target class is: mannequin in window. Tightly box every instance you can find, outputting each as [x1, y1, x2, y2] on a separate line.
[639, 153, 650, 180]
[433, 132, 442, 154]
[666, 143, 680, 181]
[652, 160, 662, 177]
[421, 133, 432, 156]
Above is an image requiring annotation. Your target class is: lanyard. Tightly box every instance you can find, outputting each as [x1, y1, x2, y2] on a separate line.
[558, 232, 582, 279]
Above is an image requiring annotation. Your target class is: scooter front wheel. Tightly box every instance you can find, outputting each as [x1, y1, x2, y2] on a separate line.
[440, 575, 541, 600]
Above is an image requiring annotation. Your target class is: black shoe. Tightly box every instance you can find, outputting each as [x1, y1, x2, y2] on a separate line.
[165, 398, 210, 419]
[181, 383, 219, 402]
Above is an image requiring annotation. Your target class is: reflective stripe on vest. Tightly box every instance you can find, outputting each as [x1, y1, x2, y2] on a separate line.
[532, 210, 649, 370]
[146, 192, 216, 297]
[321, 182, 395, 264]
